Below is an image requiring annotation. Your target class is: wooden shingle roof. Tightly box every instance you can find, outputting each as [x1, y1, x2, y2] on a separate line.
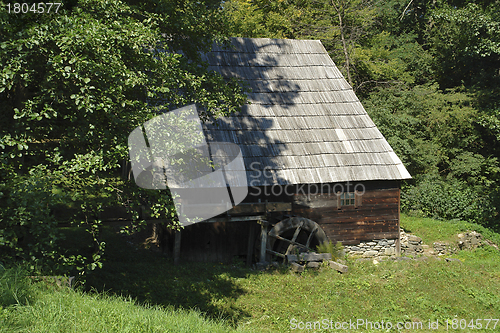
[202, 37, 411, 186]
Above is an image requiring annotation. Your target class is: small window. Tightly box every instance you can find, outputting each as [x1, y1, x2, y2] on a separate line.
[341, 192, 355, 206]
[336, 191, 362, 209]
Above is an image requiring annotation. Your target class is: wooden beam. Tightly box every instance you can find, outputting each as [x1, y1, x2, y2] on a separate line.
[285, 221, 303, 256]
[174, 230, 181, 265]
[246, 223, 256, 266]
[396, 187, 401, 256]
[287, 253, 332, 262]
[269, 234, 311, 251]
[203, 215, 266, 223]
[260, 222, 268, 263]
[265, 202, 292, 212]
[305, 227, 318, 248]
[178, 202, 292, 217]
[57, 215, 266, 227]
[266, 248, 286, 259]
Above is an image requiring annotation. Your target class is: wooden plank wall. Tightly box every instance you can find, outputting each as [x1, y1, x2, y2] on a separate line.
[245, 180, 401, 245]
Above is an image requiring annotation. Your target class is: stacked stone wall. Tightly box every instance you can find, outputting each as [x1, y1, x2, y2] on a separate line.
[344, 229, 488, 258]
[344, 239, 397, 258]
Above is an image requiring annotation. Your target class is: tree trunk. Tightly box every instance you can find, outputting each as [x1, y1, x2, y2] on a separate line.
[332, 0, 352, 87]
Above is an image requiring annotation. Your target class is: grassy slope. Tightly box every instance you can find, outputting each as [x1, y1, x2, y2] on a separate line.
[2, 214, 500, 332]
[0, 271, 253, 333]
[401, 214, 500, 246]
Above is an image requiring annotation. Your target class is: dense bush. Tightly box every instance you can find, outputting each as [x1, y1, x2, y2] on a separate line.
[0, 167, 61, 269]
[402, 175, 497, 226]
[0, 265, 34, 308]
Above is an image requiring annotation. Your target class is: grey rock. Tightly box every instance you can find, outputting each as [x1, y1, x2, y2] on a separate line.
[306, 261, 321, 269]
[445, 258, 462, 263]
[385, 248, 395, 255]
[407, 244, 424, 253]
[329, 261, 348, 273]
[363, 250, 379, 257]
[290, 262, 305, 272]
[408, 235, 422, 243]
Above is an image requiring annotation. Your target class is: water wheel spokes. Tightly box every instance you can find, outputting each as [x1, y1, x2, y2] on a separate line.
[305, 226, 318, 248]
[266, 217, 328, 262]
[284, 220, 304, 256]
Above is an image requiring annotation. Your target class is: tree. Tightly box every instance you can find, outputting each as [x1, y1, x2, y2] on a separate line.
[224, 0, 300, 39]
[330, 0, 357, 86]
[428, 2, 500, 90]
[0, 0, 247, 273]
[293, 0, 375, 88]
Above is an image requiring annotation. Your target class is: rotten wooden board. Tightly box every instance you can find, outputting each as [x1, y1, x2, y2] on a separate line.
[286, 252, 332, 263]
[229, 202, 292, 214]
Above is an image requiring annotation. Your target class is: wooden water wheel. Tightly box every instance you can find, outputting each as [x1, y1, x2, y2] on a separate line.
[258, 217, 328, 262]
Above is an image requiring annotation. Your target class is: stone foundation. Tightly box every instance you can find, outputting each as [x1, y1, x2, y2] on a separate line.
[344, 228, 423, 258]
[343, 229, 489, 259]
[400, 229, 424, 256]
[433, 242, 457, 255]
[344, 239, 397, 258]
[458, 231, 483, 250]
[432, 231, 482, 255]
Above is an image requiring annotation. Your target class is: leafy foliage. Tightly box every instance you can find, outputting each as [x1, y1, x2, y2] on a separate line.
[429, 2, 500, 89]
[0, 0, 247, 273]
[316, 241, 344, 261]
[225, 0, 300, 39]
[402, 175, 496, 225]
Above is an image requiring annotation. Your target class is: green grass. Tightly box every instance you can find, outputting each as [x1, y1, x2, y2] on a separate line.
[0, 268, 253, 333]
[2, 215, 500, 332]
[401, 214, 500, 246]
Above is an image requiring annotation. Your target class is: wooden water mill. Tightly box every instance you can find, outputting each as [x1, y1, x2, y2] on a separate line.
[256, 216, 328, 263]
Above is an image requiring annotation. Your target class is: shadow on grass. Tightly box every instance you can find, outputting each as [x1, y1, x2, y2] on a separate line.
[75, 226, 283, 326]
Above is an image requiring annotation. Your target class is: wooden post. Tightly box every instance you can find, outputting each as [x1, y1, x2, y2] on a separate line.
[246, 222, 256, 266]
[174, 230, 181, 265]
[260, 221, 268, 264]
[396, 187, 401, 256]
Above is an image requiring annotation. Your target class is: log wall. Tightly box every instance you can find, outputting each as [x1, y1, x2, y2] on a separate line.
[244, 180, 401, 245]
[157, 180, 401, 261]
